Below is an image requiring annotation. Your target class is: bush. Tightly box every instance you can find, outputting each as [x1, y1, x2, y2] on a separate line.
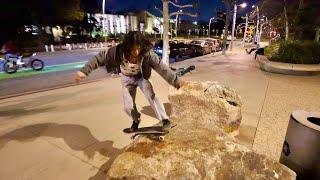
[264, 42, 280, 57]
[267, 41, 320, 64]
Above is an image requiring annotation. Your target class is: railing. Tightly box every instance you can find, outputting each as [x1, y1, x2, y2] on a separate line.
[43, 42, 112, 52]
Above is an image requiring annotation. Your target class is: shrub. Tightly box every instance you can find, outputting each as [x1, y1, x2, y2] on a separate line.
[267, 41, 320, 64]
[264, 42, 280, 57]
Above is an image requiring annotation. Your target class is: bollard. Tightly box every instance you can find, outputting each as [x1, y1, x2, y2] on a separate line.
[100, 42, 103, 48]
[45, 45, 49, 52]
[50, 45, 55, 52]
[84, 43, 88, 49]
[66, 44, 72, 51]
[280, 110, 320, 180]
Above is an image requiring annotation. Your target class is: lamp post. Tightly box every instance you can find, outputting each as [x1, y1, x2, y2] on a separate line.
[208, 17, 215, 37]
[242, 13, 248, 47]
[252, 5, 260, 43]
[175, 10, 182, 38]
[230, 2, 247, 51]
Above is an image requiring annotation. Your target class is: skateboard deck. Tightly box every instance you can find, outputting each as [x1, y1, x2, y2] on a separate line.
[124, 124, 177, 141]
[131, 130, 169, 141]
[176, 65, 195, 77]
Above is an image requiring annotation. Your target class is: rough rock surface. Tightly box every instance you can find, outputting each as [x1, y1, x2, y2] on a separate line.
[106, 81, 296, 179]
[169, 81, 242, 133]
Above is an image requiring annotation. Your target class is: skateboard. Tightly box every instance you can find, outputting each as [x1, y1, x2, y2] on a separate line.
[131, 130, 169, 141]
[124, 124, 177, 141]
[175, 65, 195, 77]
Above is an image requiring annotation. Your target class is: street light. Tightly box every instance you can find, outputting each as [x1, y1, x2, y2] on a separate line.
[240, 3, 247, 8]
[230, 2, 247, 51]
[208, 17, 215, 37]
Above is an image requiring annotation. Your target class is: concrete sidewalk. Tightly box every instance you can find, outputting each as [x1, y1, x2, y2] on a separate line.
[0, 48, 319, 179]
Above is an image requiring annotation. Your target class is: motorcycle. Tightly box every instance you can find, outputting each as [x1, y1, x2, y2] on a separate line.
[1, 53, 44, 74]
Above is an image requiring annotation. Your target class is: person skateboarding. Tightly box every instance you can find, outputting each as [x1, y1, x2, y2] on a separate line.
[75, 31, 184, 133]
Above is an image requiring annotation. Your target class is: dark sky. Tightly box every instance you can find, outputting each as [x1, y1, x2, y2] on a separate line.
[97, 0, 261, 21]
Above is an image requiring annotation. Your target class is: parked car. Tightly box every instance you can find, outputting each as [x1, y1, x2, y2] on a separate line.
[153, 40, 195, 61]
[202, 38, 221, 52]
[189, 40, 212, 55]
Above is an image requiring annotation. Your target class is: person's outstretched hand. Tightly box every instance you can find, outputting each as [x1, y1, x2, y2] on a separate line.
[75, 71, 87, 83]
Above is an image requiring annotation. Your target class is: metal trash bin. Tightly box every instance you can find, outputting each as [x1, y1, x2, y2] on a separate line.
[280, 110, 320, 180]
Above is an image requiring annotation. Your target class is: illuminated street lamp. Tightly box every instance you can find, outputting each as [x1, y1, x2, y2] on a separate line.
[230, 2, 247, 51]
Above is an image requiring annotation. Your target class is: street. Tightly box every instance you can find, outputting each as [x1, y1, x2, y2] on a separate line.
[34, 48, 101, 66]
[0, 48, 105, 98]
[0, 46, 217, 98]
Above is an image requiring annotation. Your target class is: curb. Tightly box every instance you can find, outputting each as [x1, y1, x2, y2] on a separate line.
[0, 78, 105, 100]
[257, 55, 320, 76]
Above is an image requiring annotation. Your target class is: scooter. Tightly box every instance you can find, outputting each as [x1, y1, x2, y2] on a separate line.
[1, 53, 44, 74]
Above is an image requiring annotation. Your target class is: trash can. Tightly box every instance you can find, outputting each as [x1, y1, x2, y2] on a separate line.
[280, 110, 320, 180]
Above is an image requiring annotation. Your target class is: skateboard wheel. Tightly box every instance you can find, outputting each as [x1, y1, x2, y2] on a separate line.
[159, 136, 165, 141]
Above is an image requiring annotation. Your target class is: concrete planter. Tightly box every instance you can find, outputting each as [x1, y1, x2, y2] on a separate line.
[257, 55, 320, 76]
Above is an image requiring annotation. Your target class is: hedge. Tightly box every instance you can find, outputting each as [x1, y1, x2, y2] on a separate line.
[265, 41, 320, 64]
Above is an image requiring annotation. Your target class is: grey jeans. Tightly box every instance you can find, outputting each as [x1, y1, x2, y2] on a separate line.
[121, 74, 169, 122]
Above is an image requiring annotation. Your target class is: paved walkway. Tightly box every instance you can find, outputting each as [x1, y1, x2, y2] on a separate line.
[0, 47, 319, 179]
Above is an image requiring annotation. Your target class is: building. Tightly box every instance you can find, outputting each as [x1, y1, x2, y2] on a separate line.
[93, 11, 164, 35]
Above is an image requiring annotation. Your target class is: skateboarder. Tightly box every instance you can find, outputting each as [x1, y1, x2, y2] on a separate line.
[75, 31, 184, 132]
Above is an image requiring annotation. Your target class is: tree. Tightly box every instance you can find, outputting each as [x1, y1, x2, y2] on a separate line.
[0, 0, 88, 46]
[283, 0, 289, 40]
[220, 0, 233, 55]
[260, 0, 320, 41]
[159, 0, 198, 65]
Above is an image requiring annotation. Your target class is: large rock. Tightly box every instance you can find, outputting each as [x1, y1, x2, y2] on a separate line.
[169, 81, 242, 133]
[106, 81, 296, 179]
[107, 121, 296, 179]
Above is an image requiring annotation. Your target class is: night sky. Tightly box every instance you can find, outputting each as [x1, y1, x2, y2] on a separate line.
[97, 0, 261, 21]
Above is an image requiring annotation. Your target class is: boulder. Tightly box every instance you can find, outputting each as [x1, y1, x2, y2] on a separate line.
[106, 81, 296, 179]
[169, 81, 242, 133]
[107, 121, 296, 179]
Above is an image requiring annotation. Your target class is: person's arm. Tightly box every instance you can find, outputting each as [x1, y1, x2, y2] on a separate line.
[147, 51, 182, 89]
[80, 48, 110, 76]
[75, 47, 113, 82]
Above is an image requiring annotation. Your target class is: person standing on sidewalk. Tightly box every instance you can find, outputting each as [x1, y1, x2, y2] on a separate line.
[75, 31, 184, 132]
